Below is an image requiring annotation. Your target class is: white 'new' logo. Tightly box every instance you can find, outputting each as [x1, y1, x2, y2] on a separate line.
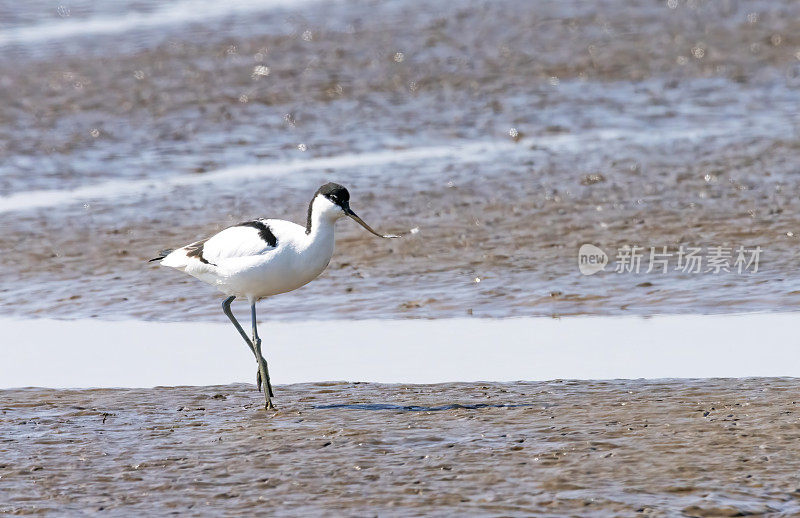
[578, 244, 608, 276]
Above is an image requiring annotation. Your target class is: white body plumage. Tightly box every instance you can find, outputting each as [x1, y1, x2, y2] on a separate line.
[159, 195, 340, 303]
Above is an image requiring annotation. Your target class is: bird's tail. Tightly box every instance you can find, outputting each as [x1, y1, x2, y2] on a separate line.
[148, 248, 175, 262]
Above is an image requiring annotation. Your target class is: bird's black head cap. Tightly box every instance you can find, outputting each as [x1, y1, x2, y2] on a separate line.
[306, 182, 351, 233]
[317, 182, 350, 208]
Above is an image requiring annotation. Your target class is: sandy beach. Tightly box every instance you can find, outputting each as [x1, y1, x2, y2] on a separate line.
[3, 0, 800, 514]
[3, 379, 800, 516]
[1, 0, 799, 321]
[3, 315, 800, 514]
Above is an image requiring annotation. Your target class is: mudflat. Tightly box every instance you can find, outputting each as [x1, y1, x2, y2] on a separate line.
[3, 378, 799, 515]
[2, 0, 800, 321]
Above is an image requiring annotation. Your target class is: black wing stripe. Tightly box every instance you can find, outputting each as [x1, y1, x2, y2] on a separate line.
[237, 220, 278, 247]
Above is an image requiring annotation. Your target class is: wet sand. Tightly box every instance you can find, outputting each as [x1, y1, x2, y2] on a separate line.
[1, 0, 800, 321]
[3, 379, 800, 516]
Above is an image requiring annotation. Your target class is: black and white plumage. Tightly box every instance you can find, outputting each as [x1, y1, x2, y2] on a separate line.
[151, 183, 399, 409]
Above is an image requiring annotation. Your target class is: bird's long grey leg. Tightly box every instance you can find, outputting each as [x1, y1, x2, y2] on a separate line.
[251, 302, 276, 409]
[250, 303, 264, 393]
[222, 296, 256, 356]
[223, 296, 265, 392]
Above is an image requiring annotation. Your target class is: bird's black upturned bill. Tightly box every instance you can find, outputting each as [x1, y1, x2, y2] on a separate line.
[345, 208, 400, 239]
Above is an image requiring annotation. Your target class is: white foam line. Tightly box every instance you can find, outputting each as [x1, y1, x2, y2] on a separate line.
[0, 140, 510, 214]
[0, 125, 736, 215]
[1, 312, 798, 388]
[0, 0, 322, 47]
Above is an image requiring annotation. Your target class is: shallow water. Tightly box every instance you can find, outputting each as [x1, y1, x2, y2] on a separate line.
[4, 314, 800, 389]
[1, 0, 799, 321]
[3, 379, 800, 515]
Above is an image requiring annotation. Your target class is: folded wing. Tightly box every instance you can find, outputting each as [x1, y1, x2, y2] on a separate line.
[160, 219, 279, 269]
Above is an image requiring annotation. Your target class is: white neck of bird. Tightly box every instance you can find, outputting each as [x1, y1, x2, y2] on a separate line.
[305, 195, 341, 238]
